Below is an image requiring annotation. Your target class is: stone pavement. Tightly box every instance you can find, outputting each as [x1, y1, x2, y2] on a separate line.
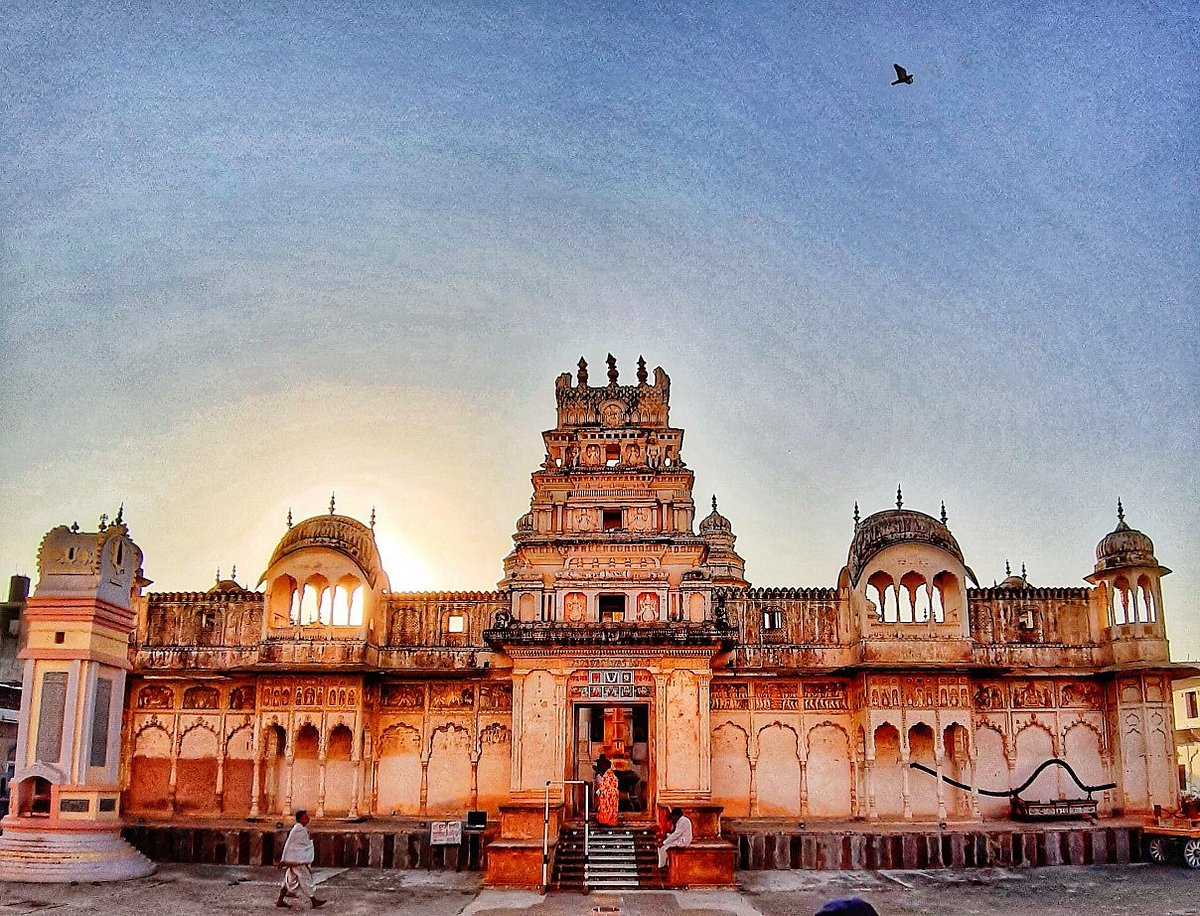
[0, 864, 1197, 916]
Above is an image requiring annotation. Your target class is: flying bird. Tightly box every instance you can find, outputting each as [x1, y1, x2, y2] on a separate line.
[891, 64, 914, 85]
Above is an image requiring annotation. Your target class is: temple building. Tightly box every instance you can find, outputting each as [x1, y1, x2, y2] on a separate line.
[5, 356, 1189, 885]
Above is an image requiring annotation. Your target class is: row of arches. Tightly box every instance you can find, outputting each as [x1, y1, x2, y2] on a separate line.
[710, 717, 1108, 821]
[1110, 575, 1158, 625]
[125, 718, 512, 819]
[272, 574, 365, 626]
[866, 570, 959, 623]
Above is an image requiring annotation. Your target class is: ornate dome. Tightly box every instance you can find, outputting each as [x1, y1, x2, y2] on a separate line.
[264, 514, 385, 587]
[698, 496, 732, 537]
[847, 500, 970, 586]
[1095, 501, 1157, 571]
[998, 562, 1030, 589]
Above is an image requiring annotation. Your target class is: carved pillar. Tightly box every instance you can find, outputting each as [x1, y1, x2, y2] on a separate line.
[470, 753, 481, 811]
[419, 758, 430, 815]
[967, 753, 980, 820]
[348, 728, 362, 820]
[934, 742, 947, 822]
[168, 726, 180, 815]
[798, 759, 808, 817]
[653, 675, 669, 795]
[215, 747, 226, 814]
[284, 753, 295, 817]
[697, 672, 712, 795]
[316, 754, 328, 818]
[900, 725, 912, 821]
[865, 759, 877, 821]
[249, 731, 263, 820]
[748, 759, 759, 817]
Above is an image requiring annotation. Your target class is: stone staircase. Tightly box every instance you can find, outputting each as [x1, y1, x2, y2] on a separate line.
[552, 824, 664, 891]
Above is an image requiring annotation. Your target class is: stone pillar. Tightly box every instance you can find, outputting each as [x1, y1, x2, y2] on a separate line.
[798, 759, 809, 817]
[419, 758, 430, 815]
[934, 743, 947, 822]
[284, 754, 295, 816]
[901, 752, 912, 821]
[168, 728, 180, 815]
[316, 755, 327, 818]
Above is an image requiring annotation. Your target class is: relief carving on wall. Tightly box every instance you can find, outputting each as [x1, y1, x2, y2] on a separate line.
[228, 686, 256, 710]
[479, 683, 512, 711]
[137, 685, 174, 709]
[754, 681, 799, 710]
[1059, 681, 1102, 708]
[182, 685, 219, 710]
[974, 682, 1007, 710]
[432, 683, 475, 709]
[259, 678, 359, 709]
[1010, 681, 1054, 709]
[1119, 679, 1143, 704]
[803, 682, 848, 711]
[379, 683, 425, 709]
[711, 682, 750, 710]
[565, 592, 587, 622]
[637, 592, 659, 621]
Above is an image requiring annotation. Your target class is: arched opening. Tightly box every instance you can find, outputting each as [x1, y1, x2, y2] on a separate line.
[942, 723, 971, 818]
[291, 724, 321, 811]
[866, 571, 894, 622]
[17, 776, 53, 816]
[872, 723, 903, 818]
[933, 571, 958, 623]
[324, 725, 355, 815]
[332, 586, 350, 626]
[908, 722, 937, 817]
[1137, 576, 1155, 623]
[299, 585, 319, 625]
[270, 574, 297, 626]
[1112, 576, 1131, 626]
[349, 586, 364, 625]
[898, 572, 926, 623]
[264, 724, 288, 815]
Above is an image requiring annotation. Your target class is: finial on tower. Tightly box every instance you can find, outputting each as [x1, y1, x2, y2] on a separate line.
[215, 567, 221, 584]
[1005, 559, 1011, 576]
[895, 485, 903, 510]
[853, 501, 860, 528]
[287, 508, 293, 529]
[370, 506, 376, 529]
[115, 503, 124, 525]
[1020, 561, 1026, 579]
[712, 494, 718, 512]
[71, 521, 79, 533]
[577, 357, 588, 385]
[99, 513, 109, 531]
[940, 500, 947, 526]
[329, 492, 336, 515]
[606, 353, 618, 384]
[1117, 498, 1125, 524]
[637, 355, 648, 384]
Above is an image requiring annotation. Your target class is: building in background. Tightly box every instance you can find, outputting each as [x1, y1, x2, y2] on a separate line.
[1174, 676, 1200, 799]
[0, 575, 29, 808]
[8, 358, 1193, 886]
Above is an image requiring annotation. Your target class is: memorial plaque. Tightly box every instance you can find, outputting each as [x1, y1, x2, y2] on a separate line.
[36, 671, 68, 762]
[98, 797, 117, 812]
[90, 677, 113, 767]
[60, 798, 89, 813]
[431, 820, 462, 845]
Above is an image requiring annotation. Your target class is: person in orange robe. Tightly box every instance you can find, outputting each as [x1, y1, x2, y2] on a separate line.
[594, 756, 620, 826]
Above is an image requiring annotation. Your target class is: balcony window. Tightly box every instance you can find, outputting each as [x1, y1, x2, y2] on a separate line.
[599, 594, 626, 623]
[602, 509, 622, 530]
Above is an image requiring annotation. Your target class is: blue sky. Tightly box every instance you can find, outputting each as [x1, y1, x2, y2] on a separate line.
[2, 2, 1197, 658]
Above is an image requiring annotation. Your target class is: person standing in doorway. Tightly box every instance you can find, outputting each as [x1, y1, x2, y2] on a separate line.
[657, 806, 692, 869]
[595, 756, 620, 826]
[275, 809, 326, 909]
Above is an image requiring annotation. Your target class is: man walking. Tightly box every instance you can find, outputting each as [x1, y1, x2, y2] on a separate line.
[275, 809, 326, 909]
[657, 806, 693, 869]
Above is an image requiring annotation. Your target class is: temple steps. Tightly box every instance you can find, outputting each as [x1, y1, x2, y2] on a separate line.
[552, 824, 664, 892]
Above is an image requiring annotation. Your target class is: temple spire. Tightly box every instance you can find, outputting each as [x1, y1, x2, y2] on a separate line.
[895, 485, 903, 510]
[712, 494, 718, 513]
[1005, 559, 1011, 576]
[115, 503, 124, 525]
[1117, 498, 1125, 524]
[606, 353, 618, 385]
[940, 500, 947, 526]
[215, 567, 220, 584]
[1020, 561, 1026, 579]
[636, 355, 648, 384]
[329, 492, 336, 515]
[286, 508, 293, 529]
[370, 506, 376, 529]
[577, 357, 588, 386]
[853, 501, 860, 528]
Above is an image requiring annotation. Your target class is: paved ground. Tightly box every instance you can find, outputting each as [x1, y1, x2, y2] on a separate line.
[0, 864, 1196, 916]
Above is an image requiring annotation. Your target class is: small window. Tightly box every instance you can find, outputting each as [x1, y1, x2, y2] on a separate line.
[602, 509, 622, 530]
[763, 609, 783, 631]
[1187, 691, 1199, 720]
[447, 614, 466, 634]
[605, 445, 620, 467]
[54, 631, 65, 644]
[598, 594, 626, 623]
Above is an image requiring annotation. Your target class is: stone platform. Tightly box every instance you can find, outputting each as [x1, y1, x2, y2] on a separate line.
[0, 821, 157, 882]
[725, 818, 1147, 870]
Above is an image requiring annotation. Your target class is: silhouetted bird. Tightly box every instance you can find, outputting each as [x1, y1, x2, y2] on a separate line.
[891, 64, 914, 85]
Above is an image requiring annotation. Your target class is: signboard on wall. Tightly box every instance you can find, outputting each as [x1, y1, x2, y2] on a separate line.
[430, 820, 462, 845]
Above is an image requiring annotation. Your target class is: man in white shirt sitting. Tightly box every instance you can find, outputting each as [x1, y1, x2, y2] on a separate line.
[275, 809, 326, 909]
[657, 806, 693, 869]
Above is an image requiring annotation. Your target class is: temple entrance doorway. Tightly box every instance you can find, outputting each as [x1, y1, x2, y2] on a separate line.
[570, 703, 652, 821]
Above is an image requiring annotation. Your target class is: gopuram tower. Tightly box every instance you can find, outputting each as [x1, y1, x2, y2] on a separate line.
[484, 355, 743, 886]
[0, 514, 156, 881]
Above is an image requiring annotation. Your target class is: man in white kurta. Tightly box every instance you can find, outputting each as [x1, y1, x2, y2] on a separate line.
[657, 807, 693, 868]
[276, 810, 325, 909]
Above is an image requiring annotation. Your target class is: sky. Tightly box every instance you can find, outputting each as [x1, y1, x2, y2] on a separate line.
[1, 2, 1197, 659]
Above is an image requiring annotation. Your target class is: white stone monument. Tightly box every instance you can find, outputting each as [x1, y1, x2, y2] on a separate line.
[0, 514, 155, 881]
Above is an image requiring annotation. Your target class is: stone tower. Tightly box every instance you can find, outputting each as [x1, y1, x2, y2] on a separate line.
[0, 515, 155, 881]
